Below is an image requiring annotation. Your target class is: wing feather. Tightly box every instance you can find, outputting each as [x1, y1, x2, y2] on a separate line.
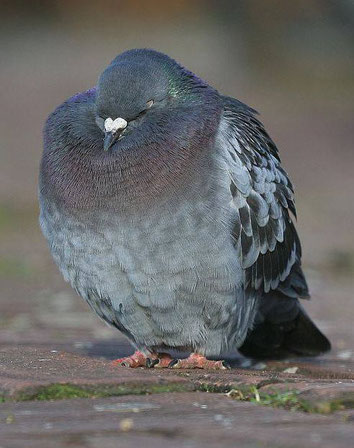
[218, 96, 309, 298]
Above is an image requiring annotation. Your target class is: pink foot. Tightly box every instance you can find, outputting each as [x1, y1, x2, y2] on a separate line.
[111, 350, 148, 368]
[111, 351, 173, 368]
[170, 353, 230, 370]
[149, 352, 174, 368]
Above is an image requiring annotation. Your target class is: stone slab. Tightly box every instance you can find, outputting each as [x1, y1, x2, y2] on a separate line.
[0, 346, 192, 399]
[0, 346, 343, 395]
[0, 392, 353, 448]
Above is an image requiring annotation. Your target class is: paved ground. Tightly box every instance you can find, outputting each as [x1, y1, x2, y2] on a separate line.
[1, 392, 353, 448]
[0, 342, 353, 447]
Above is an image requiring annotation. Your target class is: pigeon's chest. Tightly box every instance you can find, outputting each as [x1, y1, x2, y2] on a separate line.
[40, 186, 240, 306]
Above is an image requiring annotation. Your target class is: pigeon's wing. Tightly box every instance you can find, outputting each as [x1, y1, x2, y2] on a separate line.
[218, 96, 309, 298]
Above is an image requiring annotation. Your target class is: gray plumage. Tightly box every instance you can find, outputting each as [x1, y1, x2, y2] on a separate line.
[39, 49, 330, 359]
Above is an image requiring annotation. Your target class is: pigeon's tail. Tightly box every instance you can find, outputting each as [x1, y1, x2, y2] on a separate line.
[238, 295, 331, 360]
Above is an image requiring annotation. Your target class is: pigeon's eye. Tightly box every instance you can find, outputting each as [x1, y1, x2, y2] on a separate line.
[146, 100, 154, 109]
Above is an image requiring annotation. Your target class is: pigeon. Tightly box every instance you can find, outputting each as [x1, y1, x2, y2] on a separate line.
[39, 49, 330, 369]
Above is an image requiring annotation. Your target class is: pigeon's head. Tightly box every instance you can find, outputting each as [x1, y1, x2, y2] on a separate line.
[94, 49, 221, 151]
[41, 49, 223, 209]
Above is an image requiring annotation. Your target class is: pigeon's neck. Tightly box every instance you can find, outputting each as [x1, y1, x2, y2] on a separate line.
[40, 95, 223, 213]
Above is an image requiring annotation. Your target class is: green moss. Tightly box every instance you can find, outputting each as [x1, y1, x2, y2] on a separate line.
[197, 383, 230, 394]
[310, 396, 354, 414]
[8, 382, 192, 402]
[226, 385, 309, 411]
[250, 388, 312, 412]
[1, 379, 352, 418]
[225, 385, 354, 414]
[28, 384, 96, 400]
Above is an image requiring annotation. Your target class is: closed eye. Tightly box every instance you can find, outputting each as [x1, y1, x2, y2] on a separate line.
[135, 100, 154, 120]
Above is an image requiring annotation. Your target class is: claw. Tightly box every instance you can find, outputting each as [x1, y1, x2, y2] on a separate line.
[146, 358, 160, 368]
[168, 359, 179, 368]
[221, 361, 231, 370]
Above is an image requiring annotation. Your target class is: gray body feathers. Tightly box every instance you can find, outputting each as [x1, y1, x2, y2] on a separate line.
[40, 97, 258, 355]
[39, 50, 330, 358]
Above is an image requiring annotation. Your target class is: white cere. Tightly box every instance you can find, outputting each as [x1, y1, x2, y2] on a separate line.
[104, 117, 128, 133]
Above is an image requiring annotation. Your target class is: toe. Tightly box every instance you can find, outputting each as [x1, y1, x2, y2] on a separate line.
[208, 360, 230, 370]
[169, 358, 199, 369]
[168, 354, 230, 370]
[152, 353, 174, 368]
[111, 358, 132, 367]
[111, 350, 148, 368]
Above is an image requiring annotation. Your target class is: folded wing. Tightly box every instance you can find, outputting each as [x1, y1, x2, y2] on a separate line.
[218, 96, 309, 299]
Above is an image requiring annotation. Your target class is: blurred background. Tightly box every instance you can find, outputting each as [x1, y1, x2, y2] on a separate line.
[0, 0, 353, 363]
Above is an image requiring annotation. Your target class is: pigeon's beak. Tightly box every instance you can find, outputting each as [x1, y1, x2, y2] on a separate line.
[103, 117, 128, 151]
[103, 131, 119, 151]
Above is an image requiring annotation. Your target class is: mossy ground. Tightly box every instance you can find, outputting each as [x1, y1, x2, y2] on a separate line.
[2, 380, 349, 417]
[225, 385, 352, 414]
[2, 382, 192, 402]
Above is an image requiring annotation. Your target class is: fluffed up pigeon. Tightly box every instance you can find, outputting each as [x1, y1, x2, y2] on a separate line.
[39, 49, 330, 369]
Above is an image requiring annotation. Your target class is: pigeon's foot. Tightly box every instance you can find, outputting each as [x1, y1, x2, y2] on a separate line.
[111, 350, 149, 368]
[147, 352, 174, 368]
[169, 353, 230, 370]
[111, 351, 230, 370]
[111, 351, 173, 368]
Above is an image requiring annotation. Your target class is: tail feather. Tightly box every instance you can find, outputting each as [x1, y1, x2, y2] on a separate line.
[239, 303, 331, 360]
